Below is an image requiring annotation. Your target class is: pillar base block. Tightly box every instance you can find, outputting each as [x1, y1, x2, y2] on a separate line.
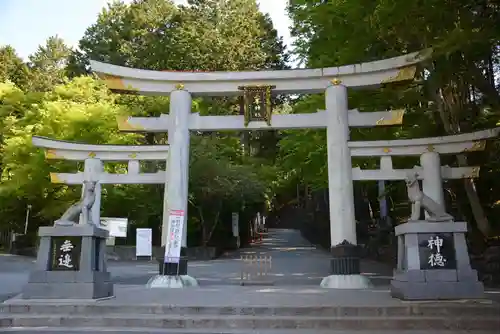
[320, 274, 372, 289]
[157, 257, 188, 276]
[330, 240, 361, 275]
[146, 275, 198, 289]
[322, 240, 371, 289]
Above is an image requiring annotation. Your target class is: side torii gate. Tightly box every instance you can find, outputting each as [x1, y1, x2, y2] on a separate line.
[32, 136, 170, 228]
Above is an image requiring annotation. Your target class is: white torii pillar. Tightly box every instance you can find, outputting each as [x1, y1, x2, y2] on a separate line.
[321, 80, 370, 289]
[161, 88, 191, 249]
[150, 86, 198, 288]
[420, 151, 446, 218]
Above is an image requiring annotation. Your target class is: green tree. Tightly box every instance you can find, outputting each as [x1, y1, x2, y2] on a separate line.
[28, 36, 73, 91]
[79, 0, 289, 71]
[0, 46, 31, 89]
[286, 0, 500, 236]
[0, 77, 140, 233]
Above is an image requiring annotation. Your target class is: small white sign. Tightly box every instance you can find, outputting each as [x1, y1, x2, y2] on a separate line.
[164, 209, 185, 263]
[136, 228, 152, 257]
[231, 212, 239, 237]
[100, 217, 128, 238]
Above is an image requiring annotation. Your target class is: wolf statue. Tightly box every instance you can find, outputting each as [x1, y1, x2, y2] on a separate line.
[405, 172, 453, 222]
[54, 180, 97, 226]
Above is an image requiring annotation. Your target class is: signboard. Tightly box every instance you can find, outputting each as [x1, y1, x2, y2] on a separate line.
[49, 236, 82, 271]
[231, 212, 239, 237]
[418, 233, 456, 270]
[100, 217, 128, 238]
[136, 228, 152, 257]
[164, 209, 185, 263]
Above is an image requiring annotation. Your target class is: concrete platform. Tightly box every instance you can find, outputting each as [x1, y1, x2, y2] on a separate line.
[2, 230, 499, 332]
[2, 284, 498, 307]
[1, 285, 499, 331]
[1, 330, 497, 334]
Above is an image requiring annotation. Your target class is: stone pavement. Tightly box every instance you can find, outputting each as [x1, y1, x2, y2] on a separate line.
[2, 284, 499, 332]
[116, 228, 394, 286]
[2, 228, 391, 302]
[6, 283, 498, 306]
[0, 254, 35, 302]
[0, 228, 485, 295]
[2, 330, 497, 334]
[2, 230, 500, 333]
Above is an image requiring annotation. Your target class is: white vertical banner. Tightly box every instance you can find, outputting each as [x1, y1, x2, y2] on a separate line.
[231, 212, 239, 237]
[136, 228, 152, 257]
[164, 209, 185, 264]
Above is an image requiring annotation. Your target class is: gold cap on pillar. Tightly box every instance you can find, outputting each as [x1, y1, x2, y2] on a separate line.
[330, 78, 342, 85]
[175, 83, 185, 90]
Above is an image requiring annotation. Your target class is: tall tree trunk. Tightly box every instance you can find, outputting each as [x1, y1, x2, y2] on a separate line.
[197, 206, 207, 245]
[429, 60, 491, 236]
[204, 202, 222, 246]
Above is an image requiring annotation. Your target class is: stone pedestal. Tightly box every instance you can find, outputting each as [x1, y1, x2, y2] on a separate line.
[22, 224, 113, 300]
[391, 221, 484, 300]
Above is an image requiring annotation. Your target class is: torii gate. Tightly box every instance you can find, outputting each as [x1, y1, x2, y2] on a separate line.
[85, 50, 498, 289]
[32, 136, 170, 228]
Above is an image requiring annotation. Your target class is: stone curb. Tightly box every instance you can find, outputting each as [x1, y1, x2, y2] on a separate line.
[1, 329, 496, 334]
[0, 314, 499, 330]
[1, 304, 499, 317]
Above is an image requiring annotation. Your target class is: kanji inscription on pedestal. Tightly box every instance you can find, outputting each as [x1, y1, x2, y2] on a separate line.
[418, 233, 456, 270]
[49, 236, 82, 271]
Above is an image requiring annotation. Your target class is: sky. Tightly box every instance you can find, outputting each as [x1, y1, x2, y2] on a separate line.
[0, 0, 293, 61]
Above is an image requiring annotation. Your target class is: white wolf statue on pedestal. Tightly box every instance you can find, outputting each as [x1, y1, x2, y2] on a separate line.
[405, 172, 453, 222]
[55, 180, 97, 226]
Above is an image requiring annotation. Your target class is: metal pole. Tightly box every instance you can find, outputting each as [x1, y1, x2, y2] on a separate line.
[24, 205, 32, 235]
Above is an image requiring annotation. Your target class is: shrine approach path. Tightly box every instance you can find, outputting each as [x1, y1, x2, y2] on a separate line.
[115, 228, 394, 287]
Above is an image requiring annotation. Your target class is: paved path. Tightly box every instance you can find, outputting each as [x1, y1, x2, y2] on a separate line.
[0, 254, 35, 302]
[115, 228, 394, 286]
[0, 229, 407, 300]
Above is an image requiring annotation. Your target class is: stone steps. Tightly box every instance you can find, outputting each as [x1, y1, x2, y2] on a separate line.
[2, 327, 498, 334]
[1, 303, 499, 331]
[2, 303, 499, 316]
[0, 329, 498, 334]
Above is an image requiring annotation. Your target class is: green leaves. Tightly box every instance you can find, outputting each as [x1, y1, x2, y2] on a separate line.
[79, 0, 288, 71]
[0, 77, 139, 231]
